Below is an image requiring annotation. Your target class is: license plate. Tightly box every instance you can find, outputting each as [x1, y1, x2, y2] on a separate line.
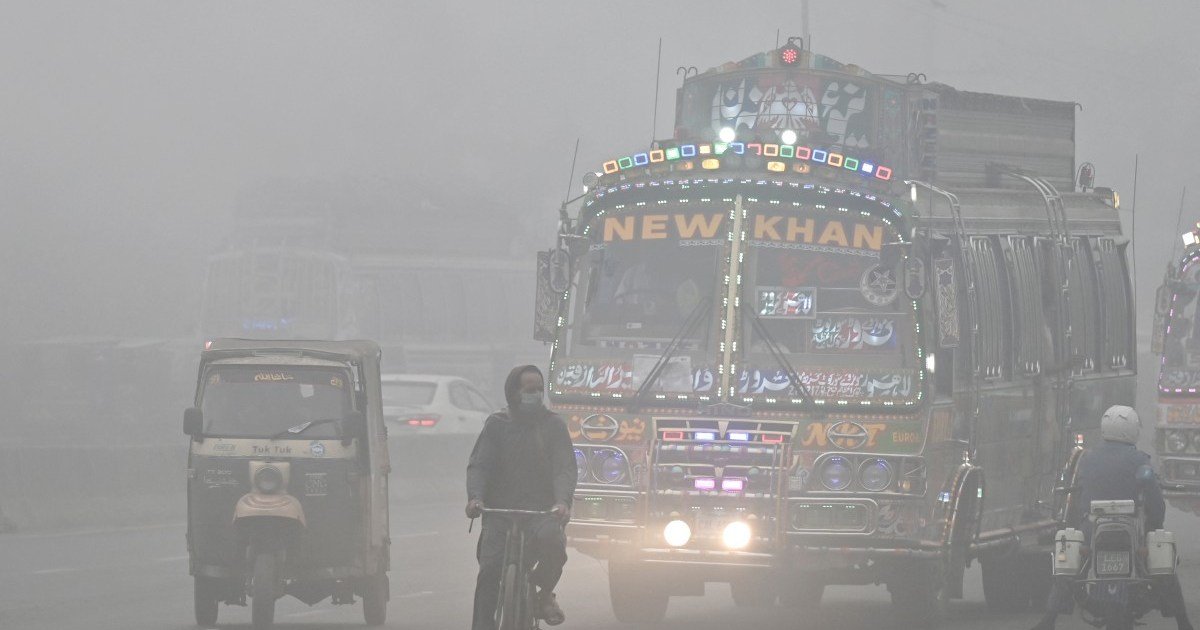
[1096, 550, 1130, 575]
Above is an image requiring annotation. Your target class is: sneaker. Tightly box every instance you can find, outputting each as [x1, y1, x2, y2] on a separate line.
[538, 592, 565, 626]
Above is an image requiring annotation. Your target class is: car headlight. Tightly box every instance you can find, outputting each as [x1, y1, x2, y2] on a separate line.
[859, 458, 894, 492]
[590, 448, 628, 484]
[574, 448, 588, 483]
[722, 521, 752, 549]
[820, 456, 853, 491]
[663, 520, 691, 547]
[254, 465, 284, 494]
[1166, 431, 1189, 453]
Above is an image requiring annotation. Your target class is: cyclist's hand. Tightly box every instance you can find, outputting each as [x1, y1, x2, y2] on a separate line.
[552, 503, 571, 524]
[465, 499, 484, 519]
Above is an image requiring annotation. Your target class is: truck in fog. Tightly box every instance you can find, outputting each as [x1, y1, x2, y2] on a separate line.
[1154, 225, 1200, 513]
[537, 42, 1134, 624]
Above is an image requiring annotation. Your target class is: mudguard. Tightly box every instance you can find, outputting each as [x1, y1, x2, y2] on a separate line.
[233, 493, 306, 527]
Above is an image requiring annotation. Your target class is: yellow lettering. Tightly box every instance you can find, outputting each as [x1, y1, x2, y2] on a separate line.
[754, 215, 783, 240]
[865, 423, 886, 447]
[603, 216, 635, 242]
[800, 422, 827, 448]
[786, 218, 815, 243]
[817, 221, 849, 247]
[853, 224, 884, 251]
[642, 214, 668, 239]
[675, 213, 723, 239]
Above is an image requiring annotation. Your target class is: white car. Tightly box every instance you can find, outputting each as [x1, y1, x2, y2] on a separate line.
[381, 374, 496, 435]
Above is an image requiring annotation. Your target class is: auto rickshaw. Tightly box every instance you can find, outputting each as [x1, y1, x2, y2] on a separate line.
[184, 339, 390, 628]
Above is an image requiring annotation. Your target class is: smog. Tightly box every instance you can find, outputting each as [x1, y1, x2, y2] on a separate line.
[2, 2, 1199, 629]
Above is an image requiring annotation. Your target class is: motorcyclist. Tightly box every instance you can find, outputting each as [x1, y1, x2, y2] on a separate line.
[466, 365, 575, 629]
[1032, 405, 1193, 630]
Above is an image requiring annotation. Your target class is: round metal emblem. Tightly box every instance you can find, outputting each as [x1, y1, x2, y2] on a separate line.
[826, 421, 870, 450]
[580, 414, 620, 442]
[860, 265, 899, 306]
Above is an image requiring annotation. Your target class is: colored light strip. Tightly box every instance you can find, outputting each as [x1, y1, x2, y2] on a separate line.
[695, 477, 716, 491]
[694, 431, 716, 441]
[728, 431, 750, 441]
[599, 144, 893, 181]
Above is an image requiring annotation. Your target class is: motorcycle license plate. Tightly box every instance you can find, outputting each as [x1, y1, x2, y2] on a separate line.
[1096, 551, 1130, 575]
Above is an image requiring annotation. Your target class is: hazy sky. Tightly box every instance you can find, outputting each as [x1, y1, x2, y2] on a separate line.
[2, 1, 1197, 340]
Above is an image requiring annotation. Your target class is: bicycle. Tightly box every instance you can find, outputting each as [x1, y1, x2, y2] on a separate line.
[478, 508, 555, 630]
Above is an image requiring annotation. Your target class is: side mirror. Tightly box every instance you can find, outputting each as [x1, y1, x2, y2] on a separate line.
[341, 411, 366, 445]
[183, 408, 203, 438]
[534, 250, 562, 342]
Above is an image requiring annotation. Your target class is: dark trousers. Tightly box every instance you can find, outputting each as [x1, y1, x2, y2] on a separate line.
[471, 515, 567, 630]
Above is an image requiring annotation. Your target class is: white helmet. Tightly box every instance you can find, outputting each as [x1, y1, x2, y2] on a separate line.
[1100, 405, 1141, 444]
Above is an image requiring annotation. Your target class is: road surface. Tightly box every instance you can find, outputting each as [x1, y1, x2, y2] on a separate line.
[2, 495, 1197, 630]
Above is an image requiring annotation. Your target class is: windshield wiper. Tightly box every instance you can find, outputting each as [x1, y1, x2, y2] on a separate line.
[627, 295, 712, 412]
[747, 308, 814, 405]
[271, 418, 344, 440]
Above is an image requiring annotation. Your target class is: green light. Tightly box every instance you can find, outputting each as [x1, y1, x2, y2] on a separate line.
[714, 142, 729, 155]
[617, 156, 634, 169]
[844, 157, 859, 170]
[665, 147, 681, 160]
[780, 145, 795, 158]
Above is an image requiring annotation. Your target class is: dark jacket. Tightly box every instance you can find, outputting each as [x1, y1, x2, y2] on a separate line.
[1070, 440, 1166, 530]
[465, 366, 576, 511]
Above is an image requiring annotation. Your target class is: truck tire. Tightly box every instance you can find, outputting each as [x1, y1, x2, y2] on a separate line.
[888, 560, 945, 628]
[981, 553, 1026, 612]
[194, 576, 219, 627]
[362, 573, 388, 627]
[609, 562, 668, 624]
[731, 576, 777, 607]
[1019, 552, 1051, 611]
[251, 552, 277, 629]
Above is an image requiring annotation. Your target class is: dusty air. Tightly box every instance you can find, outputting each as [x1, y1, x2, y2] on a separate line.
[2, 3, 1199, 630]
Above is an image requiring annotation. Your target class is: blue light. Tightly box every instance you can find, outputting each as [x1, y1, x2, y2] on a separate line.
[812, 150, 828, 163]
[633, 152, 649, 166]
[694, 431, 716, 441]
[680, 144, 697, 158]
[728, 431, 750, 441]
[861, 162, 875, 174]
[730, 142, 745, 155]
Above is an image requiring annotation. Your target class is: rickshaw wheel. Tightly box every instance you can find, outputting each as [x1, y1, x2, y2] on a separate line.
[362, 574, 388, 626]
[193, 577, 218, 627]
[251, 553, 277, 629]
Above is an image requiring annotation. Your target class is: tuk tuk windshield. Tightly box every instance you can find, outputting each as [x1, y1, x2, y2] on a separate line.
[200, 365, 353, 438]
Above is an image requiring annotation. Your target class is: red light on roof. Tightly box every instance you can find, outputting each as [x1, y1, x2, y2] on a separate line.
[761, 434, 785, 444]
[779, 43, 801, 66]
[663, 430, 686, 441]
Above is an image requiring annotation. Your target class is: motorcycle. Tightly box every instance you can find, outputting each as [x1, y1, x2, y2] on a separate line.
[1053, 466, 1179, 630]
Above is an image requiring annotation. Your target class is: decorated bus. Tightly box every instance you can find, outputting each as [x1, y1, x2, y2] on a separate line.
[537, 42, 1134, 624]
[1153, 225, 1200, 514]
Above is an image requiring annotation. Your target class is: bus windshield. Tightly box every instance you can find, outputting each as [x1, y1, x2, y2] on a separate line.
[200, 365, 353, 438]
[554, 205, 726, 396]
[738, 207, 918, 402]
[1161, 261, 1200, 394]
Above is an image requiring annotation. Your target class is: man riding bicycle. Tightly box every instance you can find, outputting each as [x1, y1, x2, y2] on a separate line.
[467, 365, 576, 629]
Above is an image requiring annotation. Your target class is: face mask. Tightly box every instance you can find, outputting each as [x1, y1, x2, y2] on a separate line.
[519, 391, 544, 410]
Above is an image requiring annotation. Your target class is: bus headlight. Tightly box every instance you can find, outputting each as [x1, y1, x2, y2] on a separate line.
[574, 448, 588, 482]
[859, 458, 895, 492]
[1166, 431, 1189, 453]
[722, 521, 752, 550]
[590, 448, 628, 484]
[820, 456, 853, 491]
[663, 520, 692, 547]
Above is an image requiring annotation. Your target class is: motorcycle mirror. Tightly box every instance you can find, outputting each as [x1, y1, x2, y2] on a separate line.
[183, 407, 203, 439]
[1135, 464, 1156, 484]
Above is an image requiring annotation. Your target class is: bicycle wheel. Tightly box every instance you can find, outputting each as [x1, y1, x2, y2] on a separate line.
[497, 563, 521, 630]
